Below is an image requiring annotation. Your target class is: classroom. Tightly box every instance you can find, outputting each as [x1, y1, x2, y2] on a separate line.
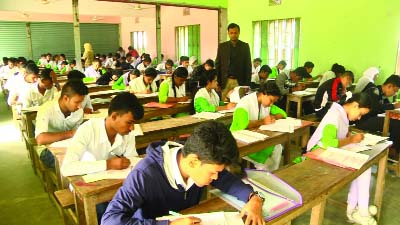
[1, 0, 400, 224]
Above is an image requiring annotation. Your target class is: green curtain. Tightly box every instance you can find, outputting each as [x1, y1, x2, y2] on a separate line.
[176, 24, 200, 62]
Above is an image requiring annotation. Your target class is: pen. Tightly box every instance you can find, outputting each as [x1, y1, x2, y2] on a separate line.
[168, 211, 182, 216]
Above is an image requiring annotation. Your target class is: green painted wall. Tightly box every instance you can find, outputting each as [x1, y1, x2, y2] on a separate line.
[227, 0, 400, 84]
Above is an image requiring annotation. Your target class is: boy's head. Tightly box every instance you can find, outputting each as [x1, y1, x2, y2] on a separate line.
[339, 71, 354, 88]
[258, 81, 281, 107]
[165, 59, 174, 70]
[258, 65, 272, 80]
[253, 58, 262, 68]
[143, 67, 157, 85]
[38, 68, 54, 90]
[24, 63, 39, 83]
[290, 67, 307, 82]
[129, 69, 141, 82]
[172, 67, 189, 87]
[179, 56, 189, 68]
[181, 121, 238, 187]
[277, 60, 287, 70]
[204, 59, 214, 71]
[59, 79, 89, 113]
[142, 55, 152, 67]
[107, 92, 144, 135]
[67, 70, 85, 80]
[92, 59, 101, 70]
[303, 61, 314, 74]
[382, 75, 400, 97]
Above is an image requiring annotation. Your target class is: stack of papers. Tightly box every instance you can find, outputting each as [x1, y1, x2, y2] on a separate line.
[192, 112, 225, 120]
[232, 130, 268, 143]
[157, 212, 244, 225]
[135, 92, 158, 97]
[259, 118, 302, 133]
[359, 133, 389, 146]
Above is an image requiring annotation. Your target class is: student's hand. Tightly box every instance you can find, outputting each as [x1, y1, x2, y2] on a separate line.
[169, 216, 201, 225]
[350, 133, 364, 143]
[226, 102, 236, 110]
[106, 157, 131, 170]
[263, 115, 276, 125]
[67, 129, 76, 139]
[240, 196, 265, 225]
[394, 102, 400, 109]
[141, 89, 151, 94]
[84, 108, 93, 114]
[179, 96, 189, 102]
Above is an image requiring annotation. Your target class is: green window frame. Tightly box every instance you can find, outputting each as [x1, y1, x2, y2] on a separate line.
[175, 24, 200, 62]
[131, 31, 147, 56]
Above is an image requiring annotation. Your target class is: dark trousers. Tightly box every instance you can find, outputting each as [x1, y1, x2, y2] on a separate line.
[356, 116, 400, 152]
[40, 148, 55, 169]
[97, 202, 109, 224]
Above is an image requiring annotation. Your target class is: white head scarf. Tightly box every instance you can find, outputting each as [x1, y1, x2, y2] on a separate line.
[362, 67, 379, 82]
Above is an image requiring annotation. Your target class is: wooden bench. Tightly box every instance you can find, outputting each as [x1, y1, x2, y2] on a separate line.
[54, 189, 78, 225]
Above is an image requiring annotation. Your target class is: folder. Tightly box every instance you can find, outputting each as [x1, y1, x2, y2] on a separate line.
[210, 169, 302, 221]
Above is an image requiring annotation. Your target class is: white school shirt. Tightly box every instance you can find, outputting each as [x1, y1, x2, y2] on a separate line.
[194, 87, 220, 107]
[35, 100, 83, 138]
[136, 62, 147, 72]
[23, 83, 57, 108]
[236, 92, 270, 120]
[166, 78, 186, 98]
[60, 118, 138, 176]
[7, 75, 36, 106]
[306, 102, 349, 151]
[252, 65, 261, 76]
[251, 74, 261, 84]
[84, 65, 100, 79]
[128, 76, 157, 93]
[53, 92, 93, 111]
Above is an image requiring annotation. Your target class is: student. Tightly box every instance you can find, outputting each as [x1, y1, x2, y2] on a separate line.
[61, 92, 144, 176]
[269, 60, 287, 79]
[356, 75, 400, 159]
[102, 121, 265, 225]
[7, 63, 39, 106]
[104, 53, 114, 68]
[96, 69, 122, 86]
[129, 67, 158, 94]
[275, 67, 307, 110]
[158, 67, 189, 103]
[179, 56, 190, 69]
[250, 65, 272, 89]
[0, 57, 16, 80]
[82, 43, 94, 68]
[23, 68, 57, 108]
[314, 71, 354, 119]
[59, 61, 70, 75]
[112, 69, 140, 90]
[188, 59, 215, 95]
[302, 61, 322, 81]
[188, 56, 197, 75]
[66, 70, 94, 114]
[37, 54, 47, 67]
[318, 63, 345, 86]
[354, 67, 379, 93]
[307, 93, 376, 225]
[156, 58, 174, 74]
[136, 55, 152, 73]
[194, 69, 236, 113]
[230, 82, 286, 171]
[35, 79, 88, 168]
[117, 46, 126, 58]
[128, 46, 139, 59]
[84, 59, 101, 79]
[251, 58, 262, 77]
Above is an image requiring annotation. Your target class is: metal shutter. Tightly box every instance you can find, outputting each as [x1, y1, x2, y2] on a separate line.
[80, 23, 119, 55]
[0, 21, 29, 59]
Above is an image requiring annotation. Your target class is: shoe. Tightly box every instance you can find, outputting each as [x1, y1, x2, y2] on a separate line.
[351, 211, 377, 225]
[347, 206, 377, 223]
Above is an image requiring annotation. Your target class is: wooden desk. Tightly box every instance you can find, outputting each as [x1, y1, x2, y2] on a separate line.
[86, 84, 112, 93]
[183, 142, 390, 225]
[91, 93, 159, 111]
[89, 89, 126, 99]
[286, 93, 315, 118]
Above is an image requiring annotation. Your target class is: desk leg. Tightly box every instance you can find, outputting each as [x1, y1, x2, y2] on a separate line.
[310, 199, 326, 225]
[286, 97, 290, 117]
[297, 101, 302, 118]
[374, 148, 388, 222]
[83, 195, 99, 225]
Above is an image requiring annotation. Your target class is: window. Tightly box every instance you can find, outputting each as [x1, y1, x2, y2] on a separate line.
[131, 31, 147, 55]
[175, 24, 200, 62]
[253, 18, 300, 70]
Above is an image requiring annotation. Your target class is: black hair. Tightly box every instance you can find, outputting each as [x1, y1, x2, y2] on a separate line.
[142, 55, 152, 63]
[180, 56, 189, 64]
[342, 70, 354, 83]
[182, 121, 238, 165]
[165, 59, 174, 67]
[331, 63, 345, 76]
[60, 79, 88, 98]
[8, 57, 17, 64]
[227, 23, 240, 31]
[259, 65, 272, 74]
[126, 53, 132, 58]
[70, 59, 76, 65]
[144, 67, 157, 78]
[345, 92, 372, 109]
[171, 67, 188, 97]
[304, 61, 314, 68]
[107, 53, 113, 57]
[3, 57, 8, 64]
[204, 59, 214, 68]
[383, 74, 400, 87]
[61, 61, 68, 65]
[92, 58, 100, 64]
[67, 70, 85, 80]
[25, 63, 39, 75]
[253, 58, 262, 63]
[278, 60, 287, 66]
[108, 92, 144, 120]
[258, 81, 281, 97]
[199, 69, 217, 87]
[60, 54, 66, 58]
[39, 68, 53, 81]
[113, 69, 123, 77]
[293, 67, 308, 78]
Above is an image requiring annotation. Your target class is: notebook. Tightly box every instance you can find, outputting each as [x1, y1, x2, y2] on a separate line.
[157, 212, 244, 225]
[231, 130, 268, 144]
[192, 112, 225, 120]
[259, 118, 302, 133]
[359, 133, 389, 146]
[211, 169, 302, 221]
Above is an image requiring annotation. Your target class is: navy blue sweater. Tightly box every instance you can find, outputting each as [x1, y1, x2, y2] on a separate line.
[101, 141, 253, 225]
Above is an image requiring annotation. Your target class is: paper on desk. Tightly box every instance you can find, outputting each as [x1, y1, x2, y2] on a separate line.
[292, 91, 313, 96]
[135, 92, 158, 97]
[359, 133, 389, 146]
[218, 108, 235, 114]
[82, 157, 142, 183]
[133, 124, 143, 136]
[259, 118, 301, 133]
[341, 143, 371, 153]
[304, 88, 318, 93]
[305, 147, 369, 170]
[192, 112, 225, 120]
[232, 130, 268, 143]
[49, 138, 72, 148]
[157, 212, 244, 225]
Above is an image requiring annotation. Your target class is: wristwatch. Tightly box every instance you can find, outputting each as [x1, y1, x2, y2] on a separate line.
[249, 191, 265, 203]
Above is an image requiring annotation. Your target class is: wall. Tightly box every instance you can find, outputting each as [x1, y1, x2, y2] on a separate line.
[120, 16, 157, 55]
[227, 0, 400, 83]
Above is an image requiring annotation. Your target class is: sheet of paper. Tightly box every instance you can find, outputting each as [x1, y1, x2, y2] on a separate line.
[133, 124, 143, 136]
[359, 133, 389, 146]
[259, 118, 301, 133]
[49, 138, 72, 148]
[292, 91, 313, 96]
[218, 109, 235, 114]
[307, 147, 370, 170]
[232, 130, 268, 143]
[192, 112, 225, 120]
[135, 92, 158, 97]
[157, 212, 244, 225]
[341, 143, 371, 153]
[304, 88, 318, 93]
